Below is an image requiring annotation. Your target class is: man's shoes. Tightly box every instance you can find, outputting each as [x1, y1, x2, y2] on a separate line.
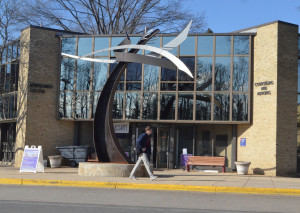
[129, 175, 137, 180]
[150, 175, 157, 181]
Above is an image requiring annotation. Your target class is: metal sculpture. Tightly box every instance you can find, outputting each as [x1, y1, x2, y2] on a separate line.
[62, 21, 194, 163]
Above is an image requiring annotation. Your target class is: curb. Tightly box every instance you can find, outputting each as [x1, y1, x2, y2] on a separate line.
[1, 178, 300, 196]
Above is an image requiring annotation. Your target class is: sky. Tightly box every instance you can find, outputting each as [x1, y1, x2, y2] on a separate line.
[185, 0, 300, 33]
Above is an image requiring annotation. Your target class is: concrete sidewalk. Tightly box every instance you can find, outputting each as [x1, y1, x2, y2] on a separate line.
[1, 166, 300, 195]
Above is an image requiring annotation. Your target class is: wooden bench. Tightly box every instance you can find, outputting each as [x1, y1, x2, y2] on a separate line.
[186, 156, 226, 173]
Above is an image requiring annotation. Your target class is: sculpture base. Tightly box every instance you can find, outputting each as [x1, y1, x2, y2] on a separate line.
[78, 162, 153, 177]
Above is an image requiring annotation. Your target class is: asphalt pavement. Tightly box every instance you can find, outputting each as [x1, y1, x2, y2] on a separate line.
[0, 185, 300, 213]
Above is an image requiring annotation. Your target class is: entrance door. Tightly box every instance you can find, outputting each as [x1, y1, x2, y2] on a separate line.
[0, 123, 16, 163]
[156, 128, 170, 168]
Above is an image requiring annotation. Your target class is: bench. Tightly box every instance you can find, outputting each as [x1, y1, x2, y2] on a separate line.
[186, 156, 226, 173]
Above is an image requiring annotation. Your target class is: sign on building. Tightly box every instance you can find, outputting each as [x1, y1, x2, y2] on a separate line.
[113, 123, 129, 133]
[20, 146, 45, 173]
[240, 138, 246, 147]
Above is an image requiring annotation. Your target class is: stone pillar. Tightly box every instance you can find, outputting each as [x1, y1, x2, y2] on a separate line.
[237, 21, 298, 176]
[15, 27, 75, 167]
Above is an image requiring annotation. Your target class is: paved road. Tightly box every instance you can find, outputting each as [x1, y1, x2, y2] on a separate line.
[0, 185, 300, 213]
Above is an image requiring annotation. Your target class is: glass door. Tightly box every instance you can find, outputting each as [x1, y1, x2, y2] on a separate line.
[156, 128, 170, 168]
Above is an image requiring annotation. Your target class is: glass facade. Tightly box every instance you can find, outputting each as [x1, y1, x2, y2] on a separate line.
[59, 34, 251, 122]
[0, 40, 19, 121]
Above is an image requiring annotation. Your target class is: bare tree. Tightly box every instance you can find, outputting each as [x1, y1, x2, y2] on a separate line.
[20, 0, 206, 34]
[0, 0, 22, 51]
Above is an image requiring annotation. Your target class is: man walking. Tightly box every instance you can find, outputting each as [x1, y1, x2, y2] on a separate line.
[129, 126, 157, 181]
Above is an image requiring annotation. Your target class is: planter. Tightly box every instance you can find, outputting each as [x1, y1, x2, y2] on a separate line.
[48, 155, 63, 168]
[235, 161, 251, 175]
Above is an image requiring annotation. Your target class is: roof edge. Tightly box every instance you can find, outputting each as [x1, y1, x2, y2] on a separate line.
[21, 25, 85, 35]
[231, 20, 298, 33]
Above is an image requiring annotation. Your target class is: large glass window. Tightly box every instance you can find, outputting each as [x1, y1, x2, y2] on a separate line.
[75, 92, 90, 119]
[197, 57, 212, 91]
[143, 65, 159, 91]
[180, 37, 195, 55]
[179, 57, 195, 81]
[160, 93, 176, 120]
[0, 40, 19, 122]
[78, 38, 92, 56]
[142, 93, 158, 120]
[126, 63, 142, 81]
[93, 63, 108, 91]
[178, 93, 193, 120]
[196, 93, 211, 120]
[234, 36, 249, 55]
[161, 83, 176, 91]
[233, 57, 249, 91]
[214, 93, 230, 121]
[232, 93, 248, 121]
[92, 92, 100, 118]
[0, 65, 5, 93]
[59, 35, 251, 123]
[215, 57, 231, 91]
[60, 58, 75, 91]
[198, 36, 213, 55]
[95, 37, 109, 56]
[125, 92, 141, 119]
[112, 92, 124, 119]
[76, 60, 91, 90]
[111, 37, 125, 56]
[161, 67, 177, 81]
[216, 36, 231, 55]
[59, 92, 73, 118]
[61, 38, 76, 55]
[162, 37, 177, 55]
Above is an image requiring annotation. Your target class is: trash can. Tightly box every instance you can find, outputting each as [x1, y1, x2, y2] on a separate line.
[56, 146, 90, 167]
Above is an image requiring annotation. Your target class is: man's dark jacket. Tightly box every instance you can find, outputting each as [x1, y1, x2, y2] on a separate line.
[136, 133, 151, 156]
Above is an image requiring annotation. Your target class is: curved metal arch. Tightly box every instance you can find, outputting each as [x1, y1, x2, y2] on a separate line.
[82, 44, 193, 78]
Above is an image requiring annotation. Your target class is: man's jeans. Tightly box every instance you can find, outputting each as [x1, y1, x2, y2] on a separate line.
[130, 153, 153, 177]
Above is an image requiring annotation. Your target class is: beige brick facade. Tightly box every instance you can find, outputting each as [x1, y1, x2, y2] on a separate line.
[15, 27, 75, 167]
[12, 22, 299, 176]
[237, 22, 298, 176]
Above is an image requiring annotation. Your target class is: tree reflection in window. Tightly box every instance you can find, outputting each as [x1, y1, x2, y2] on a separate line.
[178, 93, 193, 120]
[125, 92, 140, 119]
[233, 57, 248, 91]
[76, 60, 91, 90]
[214, 93, 230, 121]
[215, 57, 231, 91]
[197, 57, 212, 91]
[216, 36, 231, 55]
[234, 36, 249, 55]
[59, 92, 73, 118]
[232, 93, 248, 121]
[61, 38, 76, 55]
[75, 92, 90, 119]
[91, 92, 100, 118]
[196, 93, 211, 120]
[160, 93, 175, 120]
[179, 57, 194, 81]
[112, 92, 124, 119]
[60, 58, 75, 91]
[143, 65, 159, 91]
[93, 62, 108, 91]
[143, 93, 158, 120]
[126, 63, 142, 81]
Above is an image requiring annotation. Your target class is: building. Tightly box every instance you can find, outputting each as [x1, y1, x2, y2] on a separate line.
[0, 20, 299, 176]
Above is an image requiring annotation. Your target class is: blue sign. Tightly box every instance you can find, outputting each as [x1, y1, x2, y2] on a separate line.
[20, 148, 39, 172]
[240, 138, 246, 146]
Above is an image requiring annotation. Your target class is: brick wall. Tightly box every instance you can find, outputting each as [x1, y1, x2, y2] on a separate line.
[15, 27, 75, 167]
[237, 22, 298, 176]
